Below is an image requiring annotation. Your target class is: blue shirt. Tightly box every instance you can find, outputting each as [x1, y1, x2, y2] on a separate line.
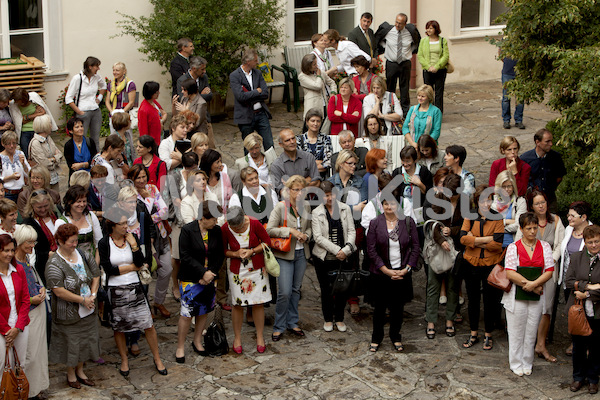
[520, 148, 566, 200]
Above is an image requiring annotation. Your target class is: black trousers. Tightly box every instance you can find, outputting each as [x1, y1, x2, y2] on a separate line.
[464, 262, 502, 333]
[371, 273, 406, 344]
[572, 318, 600, 384]
[423, 69, 447, 113]
[313, 257, 348, 322]
[385, 59, 411, 116]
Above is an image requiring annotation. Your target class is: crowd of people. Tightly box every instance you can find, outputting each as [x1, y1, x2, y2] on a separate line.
[0, 11, 594, 399]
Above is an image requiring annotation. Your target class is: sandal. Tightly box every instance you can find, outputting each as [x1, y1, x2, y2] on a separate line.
[369, 343, 380, 353]
[426, 328, 436, 339]
[483, 336, 493, 351]
[445, 325, 456, 337]
[536, 350, 557, 363]
[393, 342, 404, 352]
[462, 335, 479, 348]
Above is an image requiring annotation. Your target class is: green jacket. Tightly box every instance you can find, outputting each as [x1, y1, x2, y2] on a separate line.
[417, 37, 449, 71]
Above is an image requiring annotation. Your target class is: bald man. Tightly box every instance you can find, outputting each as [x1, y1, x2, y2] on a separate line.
[270, 129, 321, 194]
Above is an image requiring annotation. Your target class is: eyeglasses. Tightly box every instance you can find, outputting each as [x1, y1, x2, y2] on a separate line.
[501, 184, 513, 190]
[533, 201, 547, 207]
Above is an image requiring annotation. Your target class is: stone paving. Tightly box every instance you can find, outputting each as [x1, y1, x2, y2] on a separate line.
[46, 80, 585, 399]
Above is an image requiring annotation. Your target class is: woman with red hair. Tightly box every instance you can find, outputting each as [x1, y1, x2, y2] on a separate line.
[362, 148, 388, 201]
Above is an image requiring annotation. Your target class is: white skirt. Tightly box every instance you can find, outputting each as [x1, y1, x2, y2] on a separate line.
[228, 260, 272, 306]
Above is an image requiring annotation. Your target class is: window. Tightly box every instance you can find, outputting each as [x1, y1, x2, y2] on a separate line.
[461, 0, 508, 30]
[294, 0, 356, 43]
[0, 0, 63, 72]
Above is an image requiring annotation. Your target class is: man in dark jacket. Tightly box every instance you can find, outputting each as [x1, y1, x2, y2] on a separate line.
[229, 48, 274, 153]
[169, 38, 194, 97]
[348, 12, 377, 68]
[375, 13, 421, 116]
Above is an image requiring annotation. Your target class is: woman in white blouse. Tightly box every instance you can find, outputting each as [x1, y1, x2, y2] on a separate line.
[233, 133, 276, 190]
[362, 76, 403, 135]
[0, 131, 29, 202]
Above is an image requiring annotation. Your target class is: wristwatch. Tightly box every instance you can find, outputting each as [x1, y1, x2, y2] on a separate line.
[405, 266, 412, 273]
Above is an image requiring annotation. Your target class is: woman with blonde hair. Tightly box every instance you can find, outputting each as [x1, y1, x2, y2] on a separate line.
[105, 62, 136, 135]
[191, 132, 209, 161]
[69, 170, 91, 189]
[18, 166, 60, 210]
[362, 76, 403, 135]
[234, 132, 276, 188]
[491, 170, 527, 249]
[329, 149, 367, 210]
[267, 175, 312, 341]
[402, 84, 442, 148]
[327, 78, 362, 137]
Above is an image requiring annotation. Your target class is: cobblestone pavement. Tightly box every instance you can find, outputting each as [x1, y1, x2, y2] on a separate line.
[47, 80, 582, 399]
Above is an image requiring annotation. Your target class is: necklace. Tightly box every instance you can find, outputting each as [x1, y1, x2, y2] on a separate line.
[538, 220, 547, 228]
[143, 155, 153, 167]
[522, 239, 536, 252]
[58, 249, 77, 263]
[110, 235, 126, 248]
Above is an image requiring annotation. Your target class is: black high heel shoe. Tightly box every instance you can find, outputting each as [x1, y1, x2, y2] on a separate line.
[154, 360, 168, 375]
[192, 341, 208, 356]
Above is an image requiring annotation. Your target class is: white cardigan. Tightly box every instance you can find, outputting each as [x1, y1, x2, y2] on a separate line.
[298, 72, 337, 119]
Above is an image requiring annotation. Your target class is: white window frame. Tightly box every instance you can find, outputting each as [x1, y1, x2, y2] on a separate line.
[0, 0, 63, 73]
[451, 0, 506, 39]
[290, 0, 368, 46]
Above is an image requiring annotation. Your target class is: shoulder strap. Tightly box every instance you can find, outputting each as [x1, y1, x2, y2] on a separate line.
[75, 73, 83, 107]
[155, 160, 164, 183]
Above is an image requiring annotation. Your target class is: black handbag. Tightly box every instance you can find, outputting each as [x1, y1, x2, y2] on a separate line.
[204, 305, 229, 356]
[328, 257, 370, 297]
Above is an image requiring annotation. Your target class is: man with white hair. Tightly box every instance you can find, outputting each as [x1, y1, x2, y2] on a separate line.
[331, 130, 368, 177]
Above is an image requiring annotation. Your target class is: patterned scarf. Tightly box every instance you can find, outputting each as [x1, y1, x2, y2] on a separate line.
[109, 76, 130, 110]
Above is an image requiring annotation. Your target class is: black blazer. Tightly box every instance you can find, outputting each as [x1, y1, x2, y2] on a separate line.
[347, 25, 376, 58]
[374, 22, 421, 56]
[64, 137, 97, 179]
[178, 221, 224, 282]
[229, 67, 271, 125]
[23, 213, 59, 284]
[136, 200, 155, 266]
[98, 234, 145, 278]
[169, 54, 189, 96]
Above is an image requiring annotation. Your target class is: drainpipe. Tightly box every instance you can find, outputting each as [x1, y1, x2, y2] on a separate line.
[410, 0, 418, 89]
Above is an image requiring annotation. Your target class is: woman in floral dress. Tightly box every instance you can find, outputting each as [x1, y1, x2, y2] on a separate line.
[222, 206, 271, 354]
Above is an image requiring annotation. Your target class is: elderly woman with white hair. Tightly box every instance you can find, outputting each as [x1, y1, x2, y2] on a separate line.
[29, 115, 62, 192]
[234, 132, 276, 189]
[14, 224, 49, 398]
[0, 130, 30, 202]
[491, 170, 527, 249]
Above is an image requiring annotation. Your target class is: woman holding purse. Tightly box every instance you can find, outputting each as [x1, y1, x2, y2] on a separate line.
[312, 181, 356, 332]
[266, 175, 312, 342]
[565, 224, 600, 393]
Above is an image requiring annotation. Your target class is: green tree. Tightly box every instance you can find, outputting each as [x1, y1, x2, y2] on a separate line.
[494, 0, 600, 191]
[116, 0, 285, 97]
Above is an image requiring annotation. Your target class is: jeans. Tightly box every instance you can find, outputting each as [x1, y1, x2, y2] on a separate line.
[573, 318, 600, 384]
[371, 273, 406, 344]
[425, 267, 458, 323]
[273, 250, 307, 333]
[423, 69, 447, 113]
[385, 60, 411, 116]
[20, 130, 34, 159]
[79, 108, 103, 152]
[464, 262, 502, 333]
[502, 74, 524, 123]
[313, 257, 348, 322]
[154, 247, 173, 305]
[238, 109, 274, 153]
